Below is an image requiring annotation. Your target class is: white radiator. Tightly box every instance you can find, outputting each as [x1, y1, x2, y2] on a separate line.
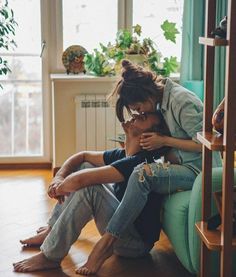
[75, 94, 124, 151]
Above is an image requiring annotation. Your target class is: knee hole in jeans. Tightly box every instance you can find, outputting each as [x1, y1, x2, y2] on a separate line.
[143, 164, 153, 176]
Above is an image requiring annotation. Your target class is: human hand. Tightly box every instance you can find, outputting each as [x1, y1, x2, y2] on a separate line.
[48, 176, 69, 203]
[140, 132, 166, 151]
[47, 176, 64, 198]
[54, 184, 70, 198]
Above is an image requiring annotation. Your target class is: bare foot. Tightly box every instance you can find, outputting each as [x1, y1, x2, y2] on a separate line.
[75, 233, 116, 275]
[13, 252, 60, 272]
[20, 226, 51, 246]
[36, 225, 48, 233]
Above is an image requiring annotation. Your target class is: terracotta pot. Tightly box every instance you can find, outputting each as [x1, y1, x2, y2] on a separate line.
[212, 98, 225, 134]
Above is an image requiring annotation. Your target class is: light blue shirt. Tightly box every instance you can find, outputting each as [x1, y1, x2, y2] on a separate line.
[158, 78, 222, 174]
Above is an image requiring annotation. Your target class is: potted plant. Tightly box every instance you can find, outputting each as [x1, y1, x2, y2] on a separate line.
[0, 0, 17, 88]
[84, 22, 179, 77]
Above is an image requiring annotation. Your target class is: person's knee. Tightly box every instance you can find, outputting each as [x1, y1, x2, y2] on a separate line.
[79, 184, 105, 199]
[133, 163, 153, 183]
[80, 162, 95, 170]
[143, 164, 153, 176]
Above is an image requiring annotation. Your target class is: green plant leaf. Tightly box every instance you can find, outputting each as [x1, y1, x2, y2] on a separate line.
[163, 56, 178, 76]
[0, 1, 17, 78]
[116, 29, 133, 49]
[84, 50, 115, 76]
[133, 24, 142, 36]
[161, 20, 179, 43]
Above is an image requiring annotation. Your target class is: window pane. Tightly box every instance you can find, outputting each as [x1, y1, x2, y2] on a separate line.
[0, 83, 42, 156]
[0, 0, 43, 158]
[133, 0, 183, 62]
[1, 0, 41, 55]
[62, 0, 118, 52]
[1, 56, 41, 81]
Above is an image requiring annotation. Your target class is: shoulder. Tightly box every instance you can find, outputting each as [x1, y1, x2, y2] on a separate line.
[103, 148, 125, 165]
[166, 79, 203, 110]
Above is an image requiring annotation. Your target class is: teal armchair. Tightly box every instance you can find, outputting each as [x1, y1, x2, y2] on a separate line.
[161, 167, 236, 276]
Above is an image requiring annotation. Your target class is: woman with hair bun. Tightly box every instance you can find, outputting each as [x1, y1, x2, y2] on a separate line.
[76, 60, 222, 275]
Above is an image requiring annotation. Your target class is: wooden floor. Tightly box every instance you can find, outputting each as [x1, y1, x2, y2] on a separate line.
[0, 169, 196, 277]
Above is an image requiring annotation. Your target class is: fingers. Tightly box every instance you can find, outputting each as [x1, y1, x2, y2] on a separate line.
[140, 139, 151, 147]
[48, 184, 60, 199]
[141, 132, 155, 138]
[56, 196, 65, 204]
[140, 139, 155, 151]
[141, 145, 154, 151]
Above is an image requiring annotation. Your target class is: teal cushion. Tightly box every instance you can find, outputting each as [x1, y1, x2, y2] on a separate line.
[182, 80, 204, 101]
[189, 167, 236, 275]
[162, 190, 195, 273]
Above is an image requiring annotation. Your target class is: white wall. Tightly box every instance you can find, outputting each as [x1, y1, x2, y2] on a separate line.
[51, 74, 119, 168]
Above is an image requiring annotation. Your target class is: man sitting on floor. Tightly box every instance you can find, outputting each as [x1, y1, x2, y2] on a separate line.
[13, 111, 176, 274]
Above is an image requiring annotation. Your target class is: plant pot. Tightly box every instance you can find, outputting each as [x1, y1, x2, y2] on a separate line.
[125, 54, 147, 66]
[212, 98, 225, 134]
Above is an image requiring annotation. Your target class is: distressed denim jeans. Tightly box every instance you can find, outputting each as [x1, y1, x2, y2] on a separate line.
[41, 184, 151, 261]
[106, 162, 197, 238]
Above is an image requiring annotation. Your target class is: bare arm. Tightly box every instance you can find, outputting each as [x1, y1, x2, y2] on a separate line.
[140, 132, 202, 152]
[165, 135, 202, 152]
[48, 151, 105, 199]
[55, 165, 124, 195]
[55, 151, 105, 179]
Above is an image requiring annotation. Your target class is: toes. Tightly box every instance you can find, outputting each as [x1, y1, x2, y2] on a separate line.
[13, 262, 25, 272]
[13, 259, 26, 267]
[36, 226, 47, 233]
[75, 266, 93, 275]
[20, 239, 31, 246]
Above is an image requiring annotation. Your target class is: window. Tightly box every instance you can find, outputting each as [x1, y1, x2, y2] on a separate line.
[58, 0, 183, 69]
[0, 0, 43, 157]
[133, 0, 183, 62]
[0, 1, 183, 162]
[62, 0, 118, 53]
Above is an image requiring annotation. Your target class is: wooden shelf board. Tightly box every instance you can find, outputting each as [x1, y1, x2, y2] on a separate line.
[195, 221, 236, 251]
[199, 37, 228, 46]
[197, 132, 236, 151]
[197, 131, 224, 151]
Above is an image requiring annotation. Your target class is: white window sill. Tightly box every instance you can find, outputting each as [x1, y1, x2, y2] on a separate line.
[50, 73, 180, 82]
[50, 73, 119, 82]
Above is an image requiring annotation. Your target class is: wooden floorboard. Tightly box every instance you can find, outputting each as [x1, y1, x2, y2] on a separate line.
[0, 169, 196, 277]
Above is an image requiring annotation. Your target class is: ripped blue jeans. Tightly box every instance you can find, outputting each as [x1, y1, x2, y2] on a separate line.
[106, 162, 197, 238]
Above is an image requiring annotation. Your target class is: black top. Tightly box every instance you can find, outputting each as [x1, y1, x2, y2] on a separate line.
[103, 148, 164, 245]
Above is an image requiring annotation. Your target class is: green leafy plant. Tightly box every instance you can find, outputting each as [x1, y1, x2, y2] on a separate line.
[0, 0, 17, 88]
[161, 20, 179, 43]
[83, 49, 115, 76]
[84, 22, 179, 77]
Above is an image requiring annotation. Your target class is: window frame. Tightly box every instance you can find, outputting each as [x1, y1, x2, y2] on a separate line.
[0, 0, 51, 163]
[52, 0, 136, 72]
[52, 0, 182, 74]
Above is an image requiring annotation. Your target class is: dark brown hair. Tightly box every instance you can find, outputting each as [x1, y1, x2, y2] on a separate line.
[108, 60, 164, 122]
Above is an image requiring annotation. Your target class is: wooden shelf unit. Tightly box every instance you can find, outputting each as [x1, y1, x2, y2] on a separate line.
[199, 37, 228, 46]
[196, 0, 236, 276]
[196, 222, 236, 251]
[197, 132, 236, 151]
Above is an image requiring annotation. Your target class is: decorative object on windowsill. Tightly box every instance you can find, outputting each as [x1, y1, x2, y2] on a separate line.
[212, 98, 225, 134]
[62, 45, 88, 74]
[0, 0, 18, 89]
[84, 22, 180, 77]
[211, 16, 227, 39]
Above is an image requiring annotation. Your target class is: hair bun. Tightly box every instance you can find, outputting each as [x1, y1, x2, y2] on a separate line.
[121, 59, 154, 84]
[121, 59, 132, 69]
